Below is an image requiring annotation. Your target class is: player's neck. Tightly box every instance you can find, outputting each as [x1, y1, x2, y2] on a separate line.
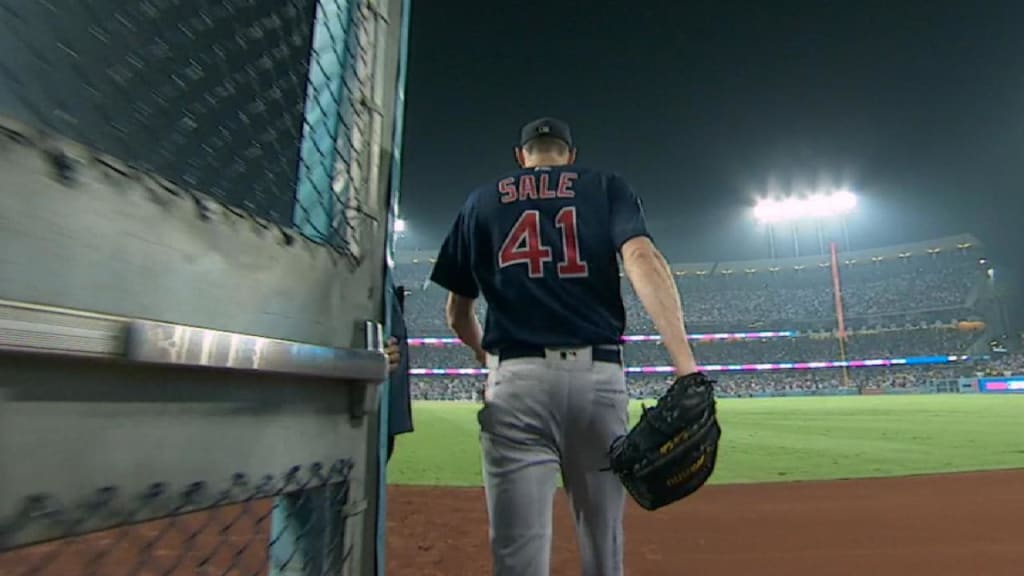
[523, 156, 569, 169]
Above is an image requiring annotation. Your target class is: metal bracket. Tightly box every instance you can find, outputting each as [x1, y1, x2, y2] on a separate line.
[348, 320, 384, 422]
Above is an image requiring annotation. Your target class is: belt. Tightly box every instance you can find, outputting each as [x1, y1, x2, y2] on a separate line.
[497, 345, 622, 365]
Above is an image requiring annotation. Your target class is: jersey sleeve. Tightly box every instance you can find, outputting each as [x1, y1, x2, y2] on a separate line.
[608, 173, 651, 250]
[430, 205, 481, 299]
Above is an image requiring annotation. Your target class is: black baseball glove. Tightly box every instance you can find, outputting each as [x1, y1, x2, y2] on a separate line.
[607, 371, 721, 511]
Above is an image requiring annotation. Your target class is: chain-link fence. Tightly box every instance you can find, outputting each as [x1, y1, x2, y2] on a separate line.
[0, 0, 379, 259]
[0, 0, 397, 574]
[0, 460, 355, 576]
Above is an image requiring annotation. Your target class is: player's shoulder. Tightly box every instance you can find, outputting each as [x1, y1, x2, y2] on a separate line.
[569, 166, 632, 186]
[572, 165, 617, 177]
[460, 180, 494, 211]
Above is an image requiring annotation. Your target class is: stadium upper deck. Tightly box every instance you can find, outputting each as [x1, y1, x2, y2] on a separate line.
[395, 233, 989, 335]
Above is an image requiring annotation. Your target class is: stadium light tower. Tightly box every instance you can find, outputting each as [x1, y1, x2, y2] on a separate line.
[392, 217, 408, 255]
[753, 189, 857, 258]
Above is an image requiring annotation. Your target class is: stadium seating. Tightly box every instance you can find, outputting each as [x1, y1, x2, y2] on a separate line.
[398, 248, 983, 333]
[396, 236, 1006, 399]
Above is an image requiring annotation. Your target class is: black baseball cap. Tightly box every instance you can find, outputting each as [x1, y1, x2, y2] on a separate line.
[519, 117, 573, 148]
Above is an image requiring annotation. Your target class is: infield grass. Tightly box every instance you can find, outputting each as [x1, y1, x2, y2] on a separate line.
[387, 394, 1024, 487]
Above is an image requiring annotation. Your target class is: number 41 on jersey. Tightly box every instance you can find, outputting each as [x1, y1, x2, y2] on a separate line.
[498, 207, 589, 278]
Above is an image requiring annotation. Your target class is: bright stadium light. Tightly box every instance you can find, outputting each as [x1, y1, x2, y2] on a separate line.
[394, 218, 407, 233]
[831, 189, 857, 213]
[753, 190, 857, 224]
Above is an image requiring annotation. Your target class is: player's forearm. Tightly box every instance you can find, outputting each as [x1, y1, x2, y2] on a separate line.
[449, 311, 483, 355]
[622, 240, 699, 375]
[445, 294, 485, 361]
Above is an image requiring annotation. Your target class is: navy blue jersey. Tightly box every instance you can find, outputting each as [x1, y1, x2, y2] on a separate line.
[430, 166, 649, 351]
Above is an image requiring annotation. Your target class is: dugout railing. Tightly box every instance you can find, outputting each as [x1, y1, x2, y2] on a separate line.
[0, 0, 410, 574]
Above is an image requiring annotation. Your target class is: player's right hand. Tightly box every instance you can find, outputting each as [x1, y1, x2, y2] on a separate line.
[385, 337, 401, 373]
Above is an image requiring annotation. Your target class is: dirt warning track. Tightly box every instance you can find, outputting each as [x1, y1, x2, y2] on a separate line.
[386, 469, 1024, 576]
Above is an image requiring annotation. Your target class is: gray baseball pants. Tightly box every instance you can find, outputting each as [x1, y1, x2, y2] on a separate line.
[478, 346, 629, 576]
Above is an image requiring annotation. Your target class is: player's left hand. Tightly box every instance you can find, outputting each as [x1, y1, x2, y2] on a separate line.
[608, 371, 721, 511]
[385, 337, 401, 373]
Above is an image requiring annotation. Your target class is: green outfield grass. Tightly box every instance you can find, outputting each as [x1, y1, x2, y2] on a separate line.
[387, 394, 1024, 487]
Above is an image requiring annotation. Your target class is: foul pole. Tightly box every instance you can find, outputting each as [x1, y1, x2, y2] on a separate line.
[829, 242, 851, 391]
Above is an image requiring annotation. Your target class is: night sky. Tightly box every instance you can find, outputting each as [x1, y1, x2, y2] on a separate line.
[397, 0, 1023, 319]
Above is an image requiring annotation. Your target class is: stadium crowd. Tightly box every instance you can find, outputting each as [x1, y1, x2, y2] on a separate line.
[396, 244, 1012, 401]
[411, 377, 480, 402]
[397, 250, 984, 334]
[624, 367, 956, 399]
[628, 253, 979, 330]
[408, 364, 982, 402]
[624, 327, 977, 366]
[984, 353, 1024, 377]
[410, 327, 979, 370]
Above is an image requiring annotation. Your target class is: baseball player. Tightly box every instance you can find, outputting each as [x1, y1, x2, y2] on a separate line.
[430, 117, 700, 575]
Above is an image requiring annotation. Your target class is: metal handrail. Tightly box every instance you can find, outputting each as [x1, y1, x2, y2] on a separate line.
[0, 299, 386, 382]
